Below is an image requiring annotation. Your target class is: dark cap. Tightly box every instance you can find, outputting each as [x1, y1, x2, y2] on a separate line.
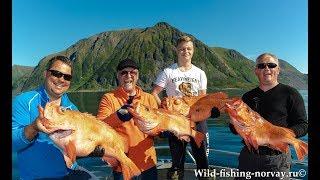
[116, 58, 139, 71]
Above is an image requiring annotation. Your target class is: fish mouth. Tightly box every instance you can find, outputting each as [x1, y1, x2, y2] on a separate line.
[225, 103, 249, 129]
[135, 119, 159, 132]
[48, 129, 74, 139]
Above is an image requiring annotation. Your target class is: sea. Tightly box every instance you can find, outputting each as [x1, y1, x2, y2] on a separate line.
[12, 89, 308, 179]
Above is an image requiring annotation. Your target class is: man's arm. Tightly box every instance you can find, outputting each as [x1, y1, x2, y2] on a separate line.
[151, 85, 164, 106]
[97, 94, 132, 128]
[12, 96, 40, 151]
[198, 89, 206, 95]
[288, 90, 308, 138]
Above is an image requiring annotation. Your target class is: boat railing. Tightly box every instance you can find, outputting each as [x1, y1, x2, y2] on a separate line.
[155, 145, 308, 167]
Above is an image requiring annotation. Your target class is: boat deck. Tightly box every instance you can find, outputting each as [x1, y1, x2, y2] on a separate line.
[156, 162, 234, 180]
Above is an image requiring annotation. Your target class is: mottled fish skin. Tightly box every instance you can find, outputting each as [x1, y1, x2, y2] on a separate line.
[128, 103, 205, 148]
[161, 92, 234, 122]
[225, 99, 308, 161]
[40, 102, 140, 180]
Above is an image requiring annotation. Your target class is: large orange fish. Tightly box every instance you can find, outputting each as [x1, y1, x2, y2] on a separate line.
[225, 98, 308, 161]
[127, 103, 205, 148]
[39, 101, 140, 180]
[161, 92, 233, 122]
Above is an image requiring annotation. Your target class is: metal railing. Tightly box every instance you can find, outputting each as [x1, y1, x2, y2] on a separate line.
[155, 145, 308, 167]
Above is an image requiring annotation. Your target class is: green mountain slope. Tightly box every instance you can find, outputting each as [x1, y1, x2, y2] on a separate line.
[12, 65, 34, 95]
[16, 22, 307, 93]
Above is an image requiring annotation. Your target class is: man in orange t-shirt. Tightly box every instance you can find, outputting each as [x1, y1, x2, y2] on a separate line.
[97, 58, 158, 180]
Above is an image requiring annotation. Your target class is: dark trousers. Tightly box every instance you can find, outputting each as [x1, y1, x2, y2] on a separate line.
[36, 166, 98, 180]
[235, 146, 291, 180]
[113, 166, 157, 180]
[169, 121, 209, 171]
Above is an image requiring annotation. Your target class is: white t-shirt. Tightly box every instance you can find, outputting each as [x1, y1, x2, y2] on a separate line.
[154, 63, 207, 97]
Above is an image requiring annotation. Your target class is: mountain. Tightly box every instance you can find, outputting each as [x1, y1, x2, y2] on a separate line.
[277, 60, 308, 90]
[211, 47, 308, 90]
[15, 22, 307, 93]
[12, 65, 34, 95]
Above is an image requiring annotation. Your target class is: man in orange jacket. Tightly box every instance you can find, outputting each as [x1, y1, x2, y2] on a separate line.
[97, 58, 158, 180]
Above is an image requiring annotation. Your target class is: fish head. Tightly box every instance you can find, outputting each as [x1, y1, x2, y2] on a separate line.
[41, 101, 75, 138]
[225, 98, 258, 127]
[160, 96, 190, 116]
[128, 103, 161, 132]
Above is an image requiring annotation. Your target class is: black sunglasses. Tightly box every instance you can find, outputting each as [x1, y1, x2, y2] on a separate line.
[48, 69, 72, 81]
[256, 63, 278, 69]
[120, 70, 138, 76]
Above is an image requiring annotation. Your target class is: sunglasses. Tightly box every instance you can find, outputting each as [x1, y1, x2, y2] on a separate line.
[119, 70, 138, 76]
[256, 63, 278, 69]
[48, 69, 72, 81]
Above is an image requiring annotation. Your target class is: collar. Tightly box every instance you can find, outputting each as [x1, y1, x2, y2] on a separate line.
[36, 85, 69, 107]
[114, 85, 142, 103]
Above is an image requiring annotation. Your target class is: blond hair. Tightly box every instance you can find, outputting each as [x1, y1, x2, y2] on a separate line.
[176, 35, 193, 47]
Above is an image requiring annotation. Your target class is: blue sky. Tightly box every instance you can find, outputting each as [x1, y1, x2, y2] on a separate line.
[13, 0, 308, 73]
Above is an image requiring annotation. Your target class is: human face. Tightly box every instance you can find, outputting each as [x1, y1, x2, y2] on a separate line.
[254, 55, 280, 86]
[44, 60, 72, 100]
[176, 41, 194, 64]
[117, 67, 139, 94]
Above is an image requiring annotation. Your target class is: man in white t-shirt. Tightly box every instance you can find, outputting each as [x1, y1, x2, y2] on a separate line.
[152, 35, 220, 179]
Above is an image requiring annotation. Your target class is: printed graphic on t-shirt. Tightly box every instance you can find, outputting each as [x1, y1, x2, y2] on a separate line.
[178, 82, 193, 96]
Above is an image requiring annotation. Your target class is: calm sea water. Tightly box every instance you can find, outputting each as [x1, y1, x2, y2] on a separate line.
[12, 89, 308, 179]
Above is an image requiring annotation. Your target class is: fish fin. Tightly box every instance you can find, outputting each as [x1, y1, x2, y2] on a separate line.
[272, 142, 290, 153]
[192, 130, 205, 148]
[248, 135, 259, 150]
[102, 156, 119, 167]
[65, 140, 77, 164]
[63, 154, 73, 168]
[119, 156, 141, 180]
[293, 140, 308, 161]
[243, 137, 253, 152]
[189, 105, 212, 122]
[180, 135, 190, 142]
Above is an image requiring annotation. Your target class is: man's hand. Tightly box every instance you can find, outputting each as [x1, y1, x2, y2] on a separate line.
[34, 105, 51, 133]
[116, 104, 133, 121]
[210, 107, 220, 119]
[24, 106, 50, 141]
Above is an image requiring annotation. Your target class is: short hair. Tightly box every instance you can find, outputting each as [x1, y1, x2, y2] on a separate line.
[255, 53, 279, 64]
[176, 35, 193, 47]
[46, 55, 73, 70]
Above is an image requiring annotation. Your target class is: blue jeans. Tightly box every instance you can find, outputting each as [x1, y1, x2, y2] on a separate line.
[113, 166, 157, 180]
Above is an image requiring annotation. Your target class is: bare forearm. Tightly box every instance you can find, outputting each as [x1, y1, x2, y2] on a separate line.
[151, 85, 163, 106]
[152, 93, 162, 106]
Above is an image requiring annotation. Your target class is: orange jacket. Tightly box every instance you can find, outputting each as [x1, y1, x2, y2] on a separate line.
[97, 86, 158, 172]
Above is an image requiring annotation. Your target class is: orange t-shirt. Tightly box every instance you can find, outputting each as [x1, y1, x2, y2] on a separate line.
[97, 86, 158, 172]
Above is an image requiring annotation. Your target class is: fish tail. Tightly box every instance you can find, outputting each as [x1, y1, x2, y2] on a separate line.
[192, 129, 205, 148]
[293, 140, 308, 161]
[120, 158, 141, 180]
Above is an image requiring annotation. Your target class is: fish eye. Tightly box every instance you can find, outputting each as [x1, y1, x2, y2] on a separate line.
[174, 99, 181, 105]
[61, 108, 66, 112]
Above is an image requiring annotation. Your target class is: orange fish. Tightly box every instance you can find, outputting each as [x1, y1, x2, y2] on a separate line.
[128, 103, 205, 148]
[161, 92, 233, 122]
[225, 99, 308, 161]
[39, 102, 140, 180]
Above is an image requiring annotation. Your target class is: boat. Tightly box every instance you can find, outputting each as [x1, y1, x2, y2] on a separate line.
[76, 145, 308, 180]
